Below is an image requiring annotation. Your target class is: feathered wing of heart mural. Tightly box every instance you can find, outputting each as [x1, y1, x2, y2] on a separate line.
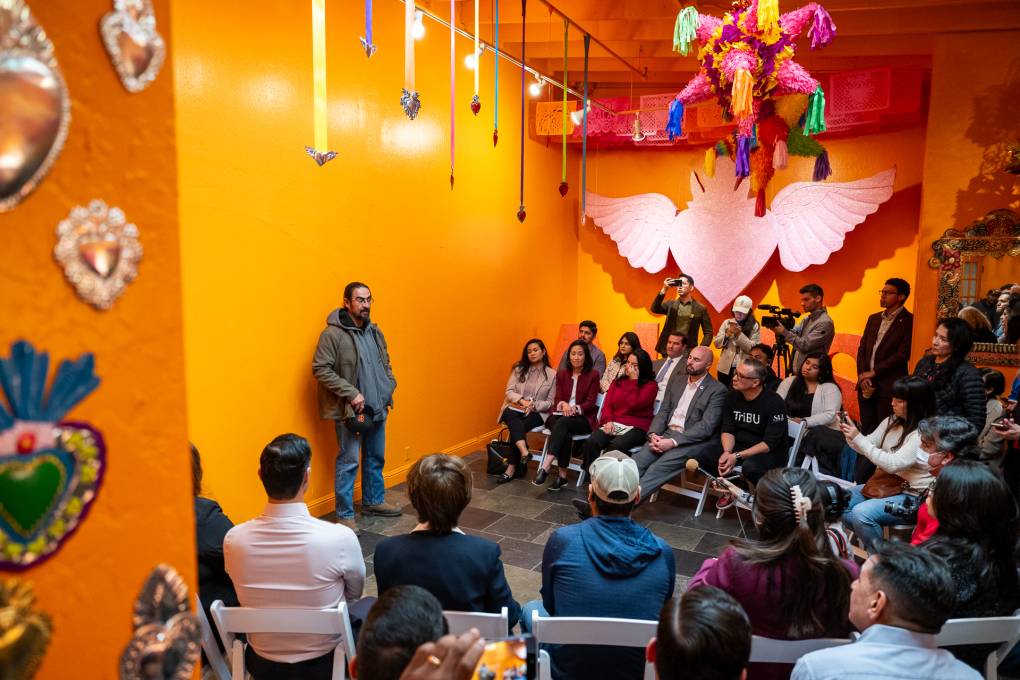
[585, 158, 895, 312]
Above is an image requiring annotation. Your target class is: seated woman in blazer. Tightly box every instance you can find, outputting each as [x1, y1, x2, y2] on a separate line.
[776, 352, 843, 474]
[496, 338, 557, 481]
[582, 348, 658, 471]
[531, 340, 600, 491]
[373, 454, 521, 631]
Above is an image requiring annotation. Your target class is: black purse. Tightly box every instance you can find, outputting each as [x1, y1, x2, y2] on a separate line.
[487, 429, 513, 476]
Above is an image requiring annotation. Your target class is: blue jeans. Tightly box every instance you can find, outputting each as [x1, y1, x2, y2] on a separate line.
[520, 599, 548, 634]
[843, 485, 910, 552]
[334, 418, 386, 519]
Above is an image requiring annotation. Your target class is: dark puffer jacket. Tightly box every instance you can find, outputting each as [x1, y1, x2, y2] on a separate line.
[912, 355, 985, 432]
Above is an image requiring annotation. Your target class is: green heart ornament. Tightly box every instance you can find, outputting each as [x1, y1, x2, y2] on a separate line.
[0, 453, 69, 538]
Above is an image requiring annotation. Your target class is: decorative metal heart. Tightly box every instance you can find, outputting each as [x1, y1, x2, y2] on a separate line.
[0, 0, 71, 212]
[78, 235, 121, 278]
[0, 579, 53, 679]
[99, 0, 165, 93]
[120, 564, 201, 680]
[0, 452, 70, 539]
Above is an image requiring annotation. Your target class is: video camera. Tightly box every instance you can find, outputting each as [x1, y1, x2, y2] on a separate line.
[757, 304, 801, 331]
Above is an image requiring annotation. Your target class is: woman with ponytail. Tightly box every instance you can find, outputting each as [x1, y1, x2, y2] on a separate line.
[688, 467, 856, 679]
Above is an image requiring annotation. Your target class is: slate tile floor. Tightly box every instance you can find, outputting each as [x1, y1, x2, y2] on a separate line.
[321, 451, 753, 604]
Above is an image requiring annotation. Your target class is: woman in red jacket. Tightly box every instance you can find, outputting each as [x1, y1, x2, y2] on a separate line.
[580, 348, 658, 472]
[532, 340, 601, 491]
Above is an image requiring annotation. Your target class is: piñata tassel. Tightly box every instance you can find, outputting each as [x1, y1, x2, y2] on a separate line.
[731, 70, 753, 119]
[773, 138, 789, 169]
[805, 85, 826, 135]
[808, 6, 836, 50]
[756, 0, 780, 42]
[666, 98, 685, 141]
[813, 149, 832, 181]
[735, 135, 751, 177]
[755, 188, 766, 217]
[673, 7, 700, 56]
[704, 148, 716, 177]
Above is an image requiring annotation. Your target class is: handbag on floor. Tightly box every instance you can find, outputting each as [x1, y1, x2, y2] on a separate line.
[487, 429, 512, 476]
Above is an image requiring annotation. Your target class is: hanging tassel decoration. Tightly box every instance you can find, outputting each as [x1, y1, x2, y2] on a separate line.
[471, 0, 480, 114]
[704, 148, 716, 178]
[450, 0, 455, 189]
[360, 0, 377, 57]
[813, 149, 832, 181]
[805, 84, 826, 135]
[808, 6, 836, 50]
[666, 97, 684, 141]
[305, 0, 337, 166]
[735, 135, 751, 177]
[559, 18, 568, 197]
[493, 0, 499, 144]
[756, 0, 780, 42]
[401, 0, 420, 119]
[731, 69, 753, 119]
[673, 7, 700, 56]
[517, 0, 527, 222]
[755, 188, 766, 217]
[580, 33, 590, 226]
[773, 138, 789, 169]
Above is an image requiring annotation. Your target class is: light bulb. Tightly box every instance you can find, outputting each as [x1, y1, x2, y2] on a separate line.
[631, 115, 645, 142]
[528, 77, 544, 97]
[412, 11, 425, 40]
[570, 109, 583, 125]
[465, 53, 477, 69]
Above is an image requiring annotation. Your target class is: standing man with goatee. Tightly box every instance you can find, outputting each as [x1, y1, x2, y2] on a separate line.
[313, 282, 400, 535]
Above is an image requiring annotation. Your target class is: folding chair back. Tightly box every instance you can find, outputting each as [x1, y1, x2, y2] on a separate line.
[443, 607, 509, 638]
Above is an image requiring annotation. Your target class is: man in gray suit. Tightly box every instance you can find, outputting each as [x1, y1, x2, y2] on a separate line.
[631, 346, 727, 498]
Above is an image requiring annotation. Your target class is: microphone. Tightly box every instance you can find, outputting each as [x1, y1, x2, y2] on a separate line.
[685, 459, 753, 508]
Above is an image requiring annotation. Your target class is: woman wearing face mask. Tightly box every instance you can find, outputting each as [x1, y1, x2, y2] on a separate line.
[838, 377, 937, 552]
[909, 415, 980, 545]
[912, 318, 986, 432]
[600, 332, 643, 393]
[581, 348, 657, 471]
[496, 339, 557, 482]
[714, 296, 761, 388]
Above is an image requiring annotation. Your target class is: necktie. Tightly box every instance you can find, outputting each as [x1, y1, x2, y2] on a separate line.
[656, 358, 674, 383]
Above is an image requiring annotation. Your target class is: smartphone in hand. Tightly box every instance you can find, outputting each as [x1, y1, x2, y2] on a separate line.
[472, 636, 532, 680]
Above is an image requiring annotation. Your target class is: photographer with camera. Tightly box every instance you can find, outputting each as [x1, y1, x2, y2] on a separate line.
[713, 296, 761, 388]
[838, 377, 936, 552]
[767, 284, 835, 376]
[651, 274, 713, 356]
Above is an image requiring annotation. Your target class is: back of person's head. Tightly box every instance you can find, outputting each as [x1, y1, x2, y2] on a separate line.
[737, 467, 852, 638]
[980, 368, 1006, 399]
[936, 317, 974, 361]
[589, 452, 641, 517]
[355, 585, 447, 680]
[580, 320, 598, 338]
[917, 416, 979, 460]
[864, 542, 956, 634]
[930, 460, 1018, 560]
[958, 306, 994, 333]
[407, 454, 472, 533]
[816, 480, 850, 523]
[258, 433, 311, 500]
[190, 442, 202, 497]
[886, 277, 911, 300]
[653, 587, 751, 680]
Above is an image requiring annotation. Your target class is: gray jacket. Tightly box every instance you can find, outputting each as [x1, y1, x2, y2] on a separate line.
[312, 308, 396, 420]
[648, 373, 727, 447]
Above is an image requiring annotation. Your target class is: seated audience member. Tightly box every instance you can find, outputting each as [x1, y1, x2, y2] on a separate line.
[532, 340, 600, 490]
[912, 318, 986, 432]
[839, 377, 936, 552]
[856, 277, 913, 437]
[748, 343, 781, 392]
[397, 630, 486, 680]
[921, 460, 1020, 670]
[649, 587, 752, 680]
[557, 319, 607, 376]
[631, 346, 727, 500]
[192, 443, 238, 643]
[496, 339, 556, 481]
[224, 434, 367, 680]
[690, 467, 857, 679]
[353, 585, 447, 680]
[978, 368, 1008, 470]
[995, 291, 1013, 342]
[716, 359, 789, 506]
[374, 455, 521, 630]
[714, 295, 761, 388]
[910, 416, 980, 545]
[580, 348, 658, 471]
[959, 306, 999, 344]
[524, 452, 675, 680]
[792, 542, 981, 680]
[776, 353, 843, 475]
[601, 331, 643, 392]
[653, 331, 690, 411]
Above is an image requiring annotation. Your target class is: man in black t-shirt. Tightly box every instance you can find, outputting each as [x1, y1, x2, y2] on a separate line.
[718, 359, 789, 488]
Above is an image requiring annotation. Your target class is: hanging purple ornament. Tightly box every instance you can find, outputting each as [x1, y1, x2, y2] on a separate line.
[360, 0, 377, 57]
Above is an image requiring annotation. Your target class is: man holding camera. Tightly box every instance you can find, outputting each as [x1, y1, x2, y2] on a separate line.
[651, 274, 713, 356]
[770, 284, 835, 375]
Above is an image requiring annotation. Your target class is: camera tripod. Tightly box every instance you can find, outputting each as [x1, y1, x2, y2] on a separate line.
[771, 335, 793, 379]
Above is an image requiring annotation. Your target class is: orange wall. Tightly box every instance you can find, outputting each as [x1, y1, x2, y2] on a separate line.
[0, 1, 194, 676]
[576, 127, 925, 378]
[172, 0, 578, 521]
[914, 30, 1020, 359]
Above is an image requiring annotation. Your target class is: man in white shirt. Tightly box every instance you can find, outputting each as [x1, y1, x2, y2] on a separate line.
[225, 433, 367, 680]
[630, 347, 728, 499]
[652, 331, 689, 412]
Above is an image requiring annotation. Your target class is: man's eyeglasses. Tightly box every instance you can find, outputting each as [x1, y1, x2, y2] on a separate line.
[354, 296, 373, 304]
[733, 372, 758, 381]
[878, 289, 900, 297]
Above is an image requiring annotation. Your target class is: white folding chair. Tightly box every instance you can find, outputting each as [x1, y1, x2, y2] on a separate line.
[210, 600, 356, 680]
[531, 611, 656, 680]
[534, 393, 605, 488]
[195, 595, 232, 680]
[650, 472, 714, 517]
[935, 612, 1020, 680]
[786, 419, 806, 467]
[443, 607, 509, 638]
[749, 635, 852, 663]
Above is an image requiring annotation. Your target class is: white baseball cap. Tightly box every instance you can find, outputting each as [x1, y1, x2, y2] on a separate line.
[732, 295, 753, 314]
[590, 451, 640, 504]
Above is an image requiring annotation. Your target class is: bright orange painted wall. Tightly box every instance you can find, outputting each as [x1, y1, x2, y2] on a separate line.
[0, 1, 194, 676]
[172, 0, 578, 521]
[914, 31, 1020, 359]
[575, 127, 925, 379]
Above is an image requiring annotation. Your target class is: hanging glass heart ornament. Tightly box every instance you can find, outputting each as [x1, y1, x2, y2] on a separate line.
[401, 0, 420, 119]
[119, 564, 201, 680]
[53, 199, 143, 310]
[0, 341, 104, 571]
[0, 579, 53, 677]
[359, 0, 377, 57]
[99, 0, 166, 93]
[306, 0, 336, 165]
[0, 0, 71, 212]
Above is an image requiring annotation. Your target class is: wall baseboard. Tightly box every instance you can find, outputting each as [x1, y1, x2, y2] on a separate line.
[307, 427, 502, 518]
